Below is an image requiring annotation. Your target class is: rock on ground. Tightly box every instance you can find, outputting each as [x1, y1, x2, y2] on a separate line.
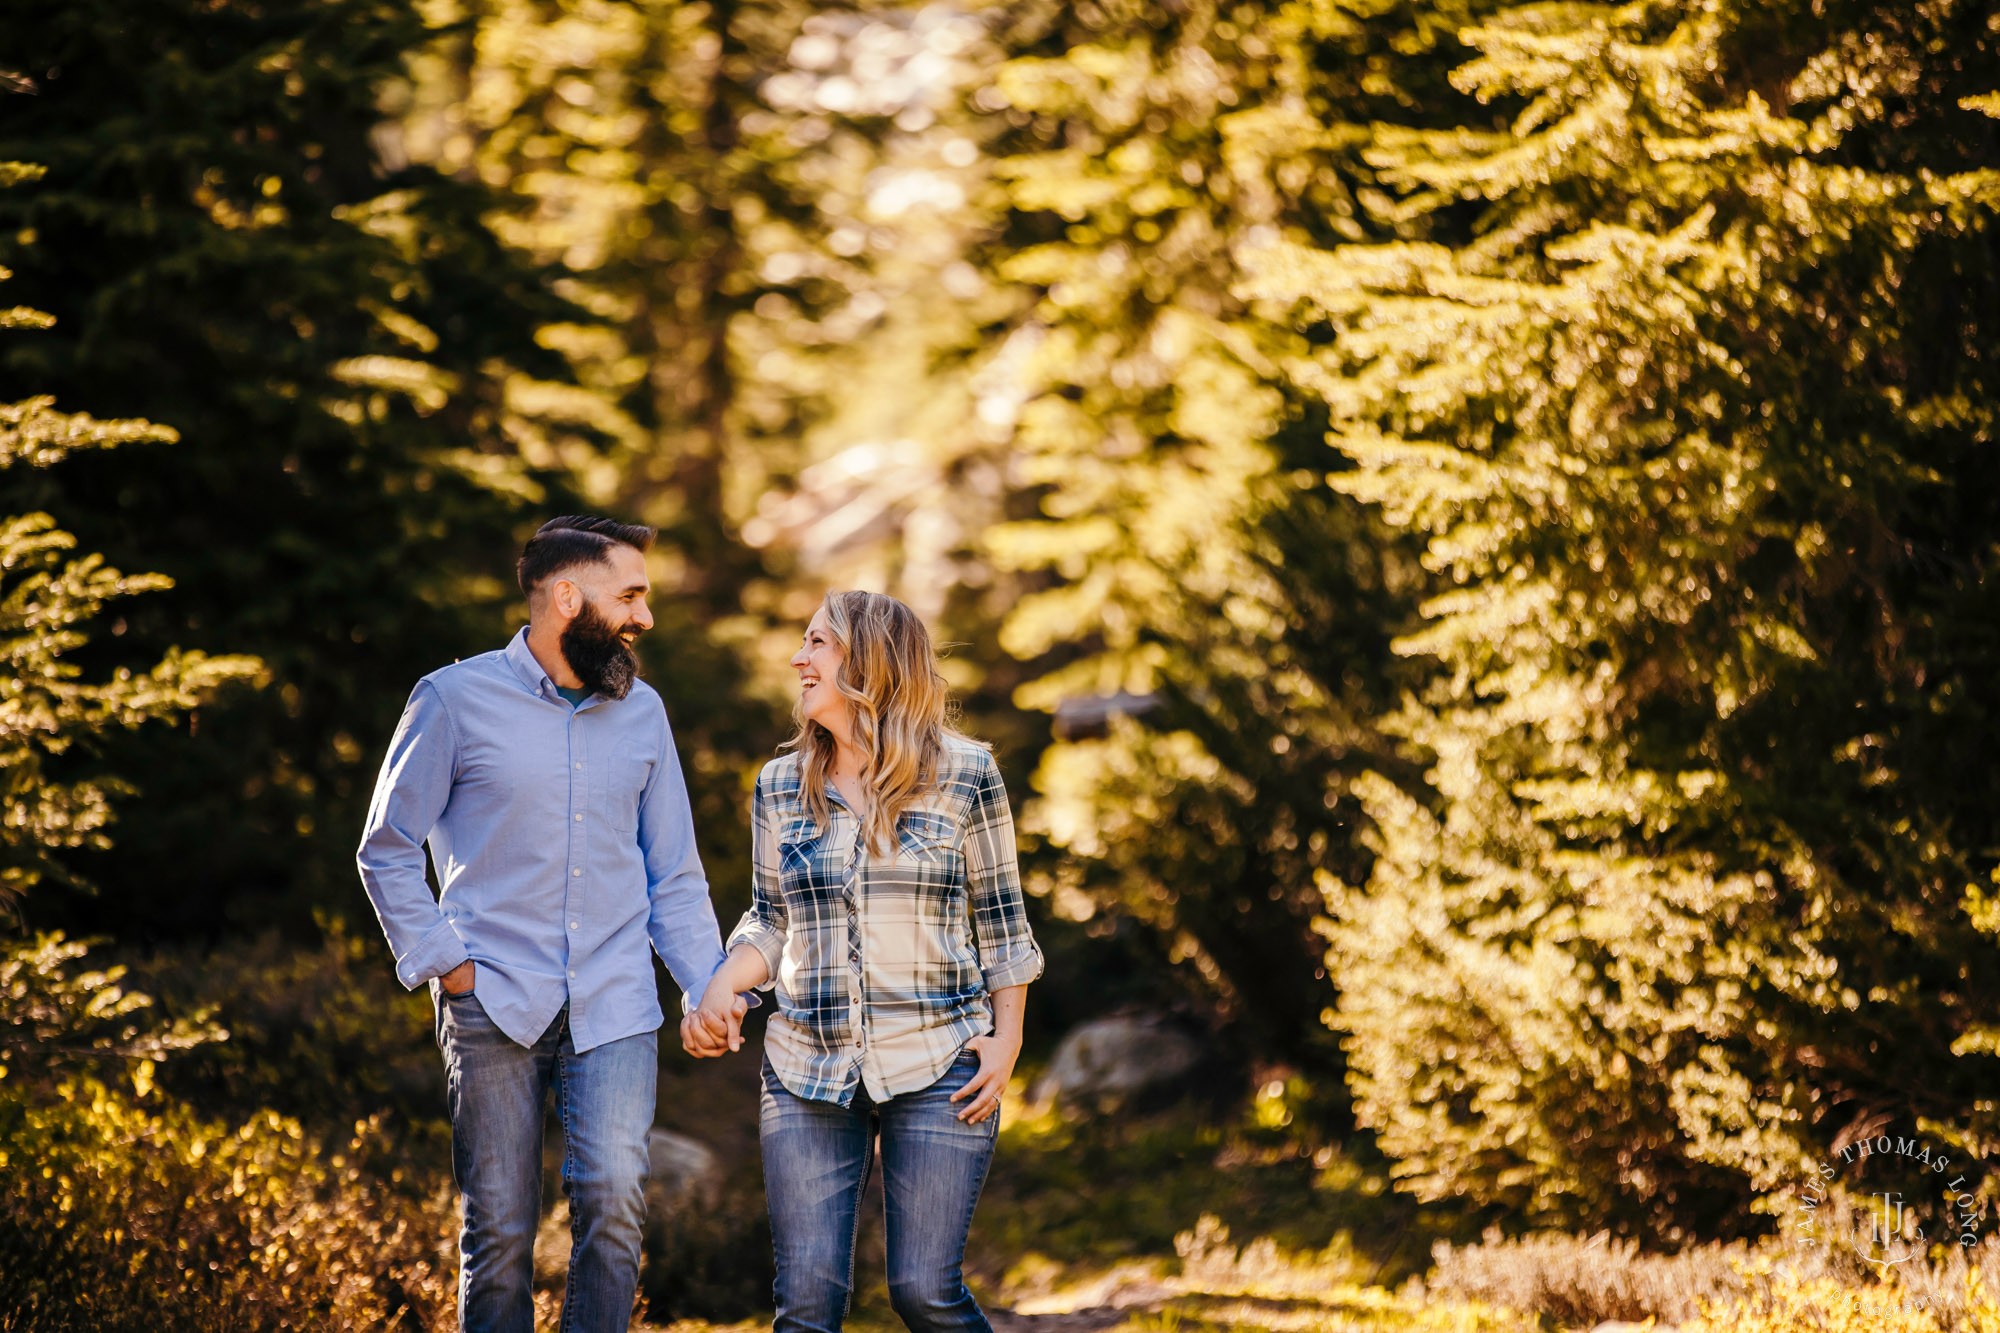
[646, 1127, 723, 1213]
[1031, 1013, 1205, 1111]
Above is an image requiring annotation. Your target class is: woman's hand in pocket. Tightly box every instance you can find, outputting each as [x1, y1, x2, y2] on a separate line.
[949, 1033, 1020, 1125]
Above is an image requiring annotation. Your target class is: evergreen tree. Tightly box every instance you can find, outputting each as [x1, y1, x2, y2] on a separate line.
[0, 0, 584, 936]
[1243, 0, 2000, 1231]
[0, 161, 259, 907]
[976, 0, 1485, 1057]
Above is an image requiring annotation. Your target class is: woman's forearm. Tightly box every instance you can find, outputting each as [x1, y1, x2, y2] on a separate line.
[708, 942, 772, 998]
[989, 984, 1026, 1049]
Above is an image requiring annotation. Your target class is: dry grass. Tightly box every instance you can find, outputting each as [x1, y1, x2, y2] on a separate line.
[1427, 1226, 1753, 1325]
[1427, 1194, 2000, 1331]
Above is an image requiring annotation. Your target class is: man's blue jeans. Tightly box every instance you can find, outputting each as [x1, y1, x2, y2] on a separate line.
[438, 989, 657, 1333]
[759, 1046, 998, 1333]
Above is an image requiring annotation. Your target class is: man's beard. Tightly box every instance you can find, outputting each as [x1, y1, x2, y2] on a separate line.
[561, 600, 643, 700]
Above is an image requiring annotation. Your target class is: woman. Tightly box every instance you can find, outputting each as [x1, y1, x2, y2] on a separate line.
[683, 591, 1043, 1333]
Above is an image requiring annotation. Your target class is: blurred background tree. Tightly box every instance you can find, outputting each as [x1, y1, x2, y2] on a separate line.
[971, 0, 1495, 1064]
[384, 0, 1035, 927]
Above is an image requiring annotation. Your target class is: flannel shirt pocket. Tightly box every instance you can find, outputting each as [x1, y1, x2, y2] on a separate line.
[896, 809, 958, 864]
[778, 821, 846, 917]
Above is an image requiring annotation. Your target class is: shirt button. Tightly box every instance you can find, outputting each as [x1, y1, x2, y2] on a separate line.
[568, 969, 576, 979]
[573, 813, 583, 822]
[574, 762, 582, 770]
[569, 921, 579, 930]
[572, 868, 582, 877]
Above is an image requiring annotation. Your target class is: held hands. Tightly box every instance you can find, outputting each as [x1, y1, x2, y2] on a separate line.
[680, 977, 748, 1058]
[679, 944, 771, 1059]
[948, 1032, 1021, 1125]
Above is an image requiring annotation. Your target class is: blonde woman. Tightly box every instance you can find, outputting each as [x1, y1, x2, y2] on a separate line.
[683, 591, 1043, 1333]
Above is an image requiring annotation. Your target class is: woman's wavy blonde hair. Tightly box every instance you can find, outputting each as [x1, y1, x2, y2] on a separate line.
[785, 591, 972, 852]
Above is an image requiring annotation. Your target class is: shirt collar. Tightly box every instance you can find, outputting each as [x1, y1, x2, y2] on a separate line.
[502, 627, 558, 700]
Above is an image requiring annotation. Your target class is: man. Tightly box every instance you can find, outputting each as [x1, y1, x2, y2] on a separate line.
[358, 515, 747, 1333]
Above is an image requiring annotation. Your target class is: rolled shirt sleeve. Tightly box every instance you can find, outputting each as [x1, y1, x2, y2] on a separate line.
[356, 682, 472, 990]
[962, 749, 1044, 992]
[725, 762, 790, 987]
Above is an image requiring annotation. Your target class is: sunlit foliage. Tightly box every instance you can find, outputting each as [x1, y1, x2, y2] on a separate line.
[1240, 1, 2000, 1231]
[0, 933, 459, 1331]
[0, 161, 260, 908]
[0, 0, 579, 936]
[974, 0, 1496, 1054]
[388, 0, 1028, 914]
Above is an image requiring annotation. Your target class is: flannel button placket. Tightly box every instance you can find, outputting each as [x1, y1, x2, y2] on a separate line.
[844, 833, 864, 1053]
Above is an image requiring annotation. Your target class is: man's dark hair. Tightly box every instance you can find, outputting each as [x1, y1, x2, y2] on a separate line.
[517, 515, 655, 597]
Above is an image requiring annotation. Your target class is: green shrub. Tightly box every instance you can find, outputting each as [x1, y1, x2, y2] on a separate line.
[133, 916, 448, 1155]
[0, 934, 457, 1332]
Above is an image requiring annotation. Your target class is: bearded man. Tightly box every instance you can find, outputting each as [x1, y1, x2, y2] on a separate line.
[358, 515, 747, 1333]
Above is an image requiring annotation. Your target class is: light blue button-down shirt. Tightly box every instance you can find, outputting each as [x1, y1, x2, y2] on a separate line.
[357, 629, 730, 1052]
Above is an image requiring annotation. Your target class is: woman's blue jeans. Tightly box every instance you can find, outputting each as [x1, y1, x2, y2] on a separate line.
[760, 1046, 998, 1333]
[438, 989, 658, 1333]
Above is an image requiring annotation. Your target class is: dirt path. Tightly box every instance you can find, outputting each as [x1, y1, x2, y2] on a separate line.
[988, 1309, 1152, 1333]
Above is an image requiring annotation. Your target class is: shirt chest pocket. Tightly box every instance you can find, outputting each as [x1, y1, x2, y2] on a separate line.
[777, 820, 845, 907]
[895, 809, 961, 868]
[599, 755, 654, 832]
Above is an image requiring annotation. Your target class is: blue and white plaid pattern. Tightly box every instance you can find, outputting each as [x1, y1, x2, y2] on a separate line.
[728, 738, 1044, 1106]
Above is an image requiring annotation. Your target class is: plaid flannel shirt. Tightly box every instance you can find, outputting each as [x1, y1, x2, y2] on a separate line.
[727, 738, 1044, 1106]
